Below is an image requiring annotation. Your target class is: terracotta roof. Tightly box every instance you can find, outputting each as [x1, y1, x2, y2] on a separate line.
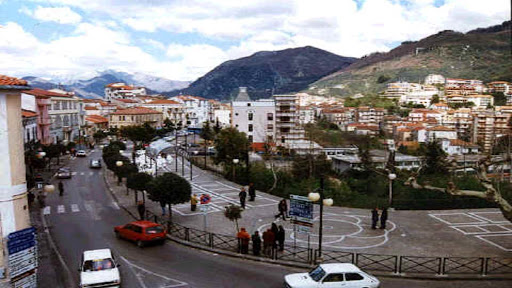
[428, 126, 455, 131]
[146, 99, 181, 105]
[86, 115, 108, 124]
[397, 141, 419, 148]
[84, 106, 98, 110]
[23, 88, 72, 98]
[110, 107, 162, 115]
[117, 99, 139, 103]
[0, 75, 28, 87]
[21, 109, 38, 117]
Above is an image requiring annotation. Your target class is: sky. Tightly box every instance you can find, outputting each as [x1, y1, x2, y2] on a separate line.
[0, 0, 510, 82]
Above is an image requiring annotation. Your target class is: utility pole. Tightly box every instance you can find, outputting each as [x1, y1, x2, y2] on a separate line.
[175, 132, 178, 172]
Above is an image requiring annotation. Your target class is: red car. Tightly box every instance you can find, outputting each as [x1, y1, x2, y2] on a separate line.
[114, 221, 166, 247]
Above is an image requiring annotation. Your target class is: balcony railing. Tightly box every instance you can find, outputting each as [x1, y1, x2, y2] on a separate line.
[37, 118, 51, 126]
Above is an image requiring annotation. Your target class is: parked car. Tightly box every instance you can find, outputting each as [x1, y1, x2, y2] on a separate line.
[284, 263, 380, 288]
[79, 248, 120, 288]
[76, 150, 87, 157]
[90, 159, 102, 169]
[114, 221, 166, 247]
[56, 167, 72, 179]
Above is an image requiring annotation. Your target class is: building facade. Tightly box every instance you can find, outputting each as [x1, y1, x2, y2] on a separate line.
[104, 82, 147, 101]
[109, 107, 163, 129]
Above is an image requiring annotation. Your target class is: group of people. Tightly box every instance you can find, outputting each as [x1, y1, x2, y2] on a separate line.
[238, 183, 256, 209]
[371, 207, 388, 229]
[237, 223, 286, 256]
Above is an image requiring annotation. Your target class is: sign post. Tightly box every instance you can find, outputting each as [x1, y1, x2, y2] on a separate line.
[8, 227, 38, 288]
[199, 194, 212, 233]
[289, 195, 313, 252]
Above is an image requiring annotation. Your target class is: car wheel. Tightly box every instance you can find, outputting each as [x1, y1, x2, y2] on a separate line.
[159, 239, 166, 245]
[115, 231, 121, 239]
[137, 240, 144, 248]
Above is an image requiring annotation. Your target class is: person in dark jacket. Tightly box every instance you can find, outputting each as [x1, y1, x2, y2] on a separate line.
[380, 208, 388, 229]
[252, 231, 261, 256]
[248, 183, 256, 201]
[58, 181, 64, 196]
[271, 223, 279, 249]
[276, 225, 285, 251]
[371, 207, 379, 229]
[137, 201, 146, 220]
[239, 187, 247, 209]
[275, 199, 288, 220]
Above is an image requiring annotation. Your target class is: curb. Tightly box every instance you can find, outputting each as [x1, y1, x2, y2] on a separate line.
[102, 162, 512, 281]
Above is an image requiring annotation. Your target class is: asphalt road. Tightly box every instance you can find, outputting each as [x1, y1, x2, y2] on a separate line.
[41, 147, 512, 288]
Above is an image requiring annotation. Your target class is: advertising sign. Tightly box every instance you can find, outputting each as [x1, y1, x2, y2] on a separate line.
[289, 195, 313, 224]
[8, 227, 38, 285]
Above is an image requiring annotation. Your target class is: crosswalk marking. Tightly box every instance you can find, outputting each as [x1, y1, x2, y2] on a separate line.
[84, 203, 93, 212]
[89, 172, 94, 176]
[71, 172, 77, 175]
[80, 172, 85, 176]
[57, 205, 65, 213]
[71, 204, 80, 213]
[43, 206, 51, 215]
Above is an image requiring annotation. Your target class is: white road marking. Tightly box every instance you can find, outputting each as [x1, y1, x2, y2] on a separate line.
[80, 172, 85, 176]
[43, 206, 51, 215]
[111, 202, 120, 210]
[428, 213, 486, 225]
[84, 203, 93, 212]
[89, 172, 94, 176]
[475, 234, 512, 251]
[71, 172, 77, 176]
[71, 204, 80, 213]
[57, 205, 65, 213]
[120, 256, 188, 288]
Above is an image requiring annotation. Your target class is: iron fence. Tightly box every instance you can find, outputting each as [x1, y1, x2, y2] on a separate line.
[400, 256, 441, 274]
[442, 257, 484, 275]
[356, 253, 398, 273]
[485, 258, 512, 275]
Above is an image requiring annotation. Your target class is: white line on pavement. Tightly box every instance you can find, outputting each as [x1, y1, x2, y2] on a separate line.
[89, 172, 94, 176]
[80, 172, 85, 176]
[111, 202, 120, 210]
[84, 203, 92, 212]
[57, 205, 65, 213]
[120, 256, 188, 288]
[71, 204, 80, 213]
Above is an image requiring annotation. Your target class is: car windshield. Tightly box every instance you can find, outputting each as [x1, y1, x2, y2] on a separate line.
[146, 226, 164, 234]
[309, 266, 326, 282]
[83, 258, 114, 272]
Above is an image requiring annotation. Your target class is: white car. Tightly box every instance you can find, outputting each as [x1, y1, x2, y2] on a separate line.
[76, 150, 87, 157]
[79, 249, 121, 288]
[284, 263, 380, 288]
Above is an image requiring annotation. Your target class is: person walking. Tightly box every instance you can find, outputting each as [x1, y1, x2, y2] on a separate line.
[137, 201, 146, 220]
[58, 181, 64, 196]
[238, 187, 247, 209]
[252, 231, 261, 256]
[277, 225, 285, 251]
[262, 228, 274, 257]
[160, 201, 166, 216]
[237, 228, 251, 254]
[271, 223, 279, 250]
[28, 191, 35, 207]
[371, 207, 379, 229]
[248, 183, 256, 201]
[380, 208, 388, 229]
[37, 190, 46, 208]
[275, 199, 288, 220]
[190, 194, 198, 211]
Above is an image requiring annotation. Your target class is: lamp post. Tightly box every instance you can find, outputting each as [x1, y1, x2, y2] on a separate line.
[308, 177, 333, 261]
[388, 173, 396, 208]
[116, 161, 123, 185]
[232, 158, 239, 182]
[43, 184, 55, 193]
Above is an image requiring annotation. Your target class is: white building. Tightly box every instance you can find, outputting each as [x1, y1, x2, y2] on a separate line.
[232, 88, 275, 151]
[141, 99, 186, 124]
[424, 74, 445, 85]
[427, 126, 457, 142]
[440, 139, 480, 155]
[169, 95, 210, 128]
[213, 104, 232, 128]
[104, 82, 147, 101]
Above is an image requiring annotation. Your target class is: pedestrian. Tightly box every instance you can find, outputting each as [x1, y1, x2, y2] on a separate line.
[58, 181, 64, 196]
[37, 190, 46, 208]
[371, 207, 379, 229]
[190, 194, 198, 211]
[239, 187, 247, 209]
[271, 223, 279, 249]
[28, 191, 35, 206]
[237, 227, 250, 254]
[248, 183, 256, 201]
[380, 208, 388, 229]
[275, 199, 288, 220]
[160, 201, 166, 216]
[252, 231, 261, 256]
[137, 201, 145, 220]
[262, 228, 274, 257]
[277, 225, 285, 251]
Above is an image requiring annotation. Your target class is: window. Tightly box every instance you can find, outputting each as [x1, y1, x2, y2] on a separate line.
[248, 124, 253, 132]
[248, 113, 253, 121]
[53, 102, 60, 110]
[267, 124, 273, 130]
[267, 113, 273, 121]
[132, 225, 143, 233]
[308, 266, 326, 282]
[345, 273, 364, 281]
[323, 274, 344, 282]
[248, 135, 253, 143]
[235, 113, 239, 116]
[62, 101, 67, 110]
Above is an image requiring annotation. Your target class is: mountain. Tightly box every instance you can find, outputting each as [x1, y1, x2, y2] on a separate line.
[23, 71, 190, 99]
[310, 21, 512, 97]
[169, 46, 357, 100]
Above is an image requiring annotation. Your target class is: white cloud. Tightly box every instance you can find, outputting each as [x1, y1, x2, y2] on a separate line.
[22, 6, 82, 24]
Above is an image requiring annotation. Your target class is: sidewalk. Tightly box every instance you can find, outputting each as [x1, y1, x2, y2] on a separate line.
[104, 152, 511, 258]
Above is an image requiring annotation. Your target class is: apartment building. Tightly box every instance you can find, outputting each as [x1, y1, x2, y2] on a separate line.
[21, 110, 38, 146]
[424, 74, 445, 85]
[399, 85, 439, 106]
[356, 106, 385, 124]
[21, 89, 52, 145]
[471, 110, 511, 153]
[487, 81, 510, 94]
[427, 126, 457, 142]
[141, 99, 186, 124]
[384, 82, 422, 99]
[169, 95, 210, 128]
[408, 108, 443, 123]
[442, 108, 473, 140]
[109, 107, 163, 129]
[445, 78, 485, 96]
[232, 88, 275, 150]
[322, 107, 355, 129]
[274, 94, 305, 144]
[104, 82, 147, 101]
[446, 94, 494, 109]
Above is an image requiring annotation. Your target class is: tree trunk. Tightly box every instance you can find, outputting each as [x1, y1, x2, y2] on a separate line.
[234, 219, 239, 233]
[168, 203, 173, 223]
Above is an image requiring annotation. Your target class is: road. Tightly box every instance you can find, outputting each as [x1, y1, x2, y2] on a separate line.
[40, 147, 512, 287]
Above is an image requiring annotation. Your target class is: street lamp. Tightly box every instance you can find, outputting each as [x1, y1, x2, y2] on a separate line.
[116, 161, 124, 167]
[308, 177, 333, 261]
[43, 184, 55, 193]
[232, 158, 239, 182]
[388, 173, 396, 207]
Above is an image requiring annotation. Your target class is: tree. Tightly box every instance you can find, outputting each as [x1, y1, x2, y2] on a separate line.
[200, 121, 214, 143]
[213, 119, 222, 135]
[430, 95, 440, 105]
[214, 127, 249, 166]
[93, 130, 107, 142]
[146, 172, 191, 221]
[127, 172, 153, 203]
[224, 204, 243, 233]
[424, 141, 448, 174]
[43, 143, 65, 165]
[114, 162, 138, 185]
[406, 156, 512, 223]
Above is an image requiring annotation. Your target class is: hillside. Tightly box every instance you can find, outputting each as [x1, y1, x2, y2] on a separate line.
[310, 21, 512, 97]
[170, 46, 357, 100]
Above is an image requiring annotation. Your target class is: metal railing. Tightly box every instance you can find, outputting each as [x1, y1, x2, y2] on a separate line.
[144, 214, 511, 278]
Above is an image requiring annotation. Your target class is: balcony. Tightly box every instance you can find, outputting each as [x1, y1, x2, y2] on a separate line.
[37, 118, 51, 126]
[276, 111, 295, 117]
